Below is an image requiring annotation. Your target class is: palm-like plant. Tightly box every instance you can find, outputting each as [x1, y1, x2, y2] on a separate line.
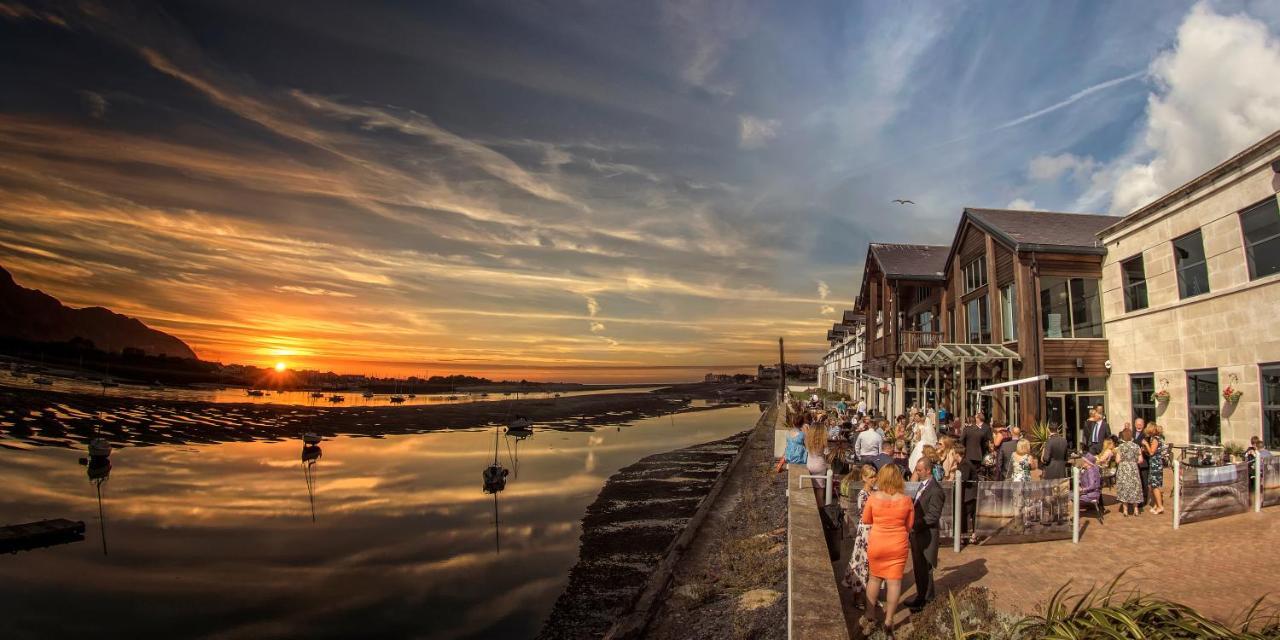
[1023, 421, 1052, 459]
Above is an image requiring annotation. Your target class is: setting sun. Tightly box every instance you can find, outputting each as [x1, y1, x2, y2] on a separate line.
[274, 362, 286, 372]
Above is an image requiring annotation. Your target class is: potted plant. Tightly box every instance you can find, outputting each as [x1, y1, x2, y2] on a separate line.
[1151, 389, 1170, 404]
[1222, 386, 1243, 404]
[878, 386, 890, 395]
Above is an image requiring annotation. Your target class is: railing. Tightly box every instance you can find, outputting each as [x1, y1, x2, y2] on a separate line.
[898, 330, 942, 353]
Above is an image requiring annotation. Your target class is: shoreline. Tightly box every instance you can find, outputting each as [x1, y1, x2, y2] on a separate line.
[0, 383, 771, 450]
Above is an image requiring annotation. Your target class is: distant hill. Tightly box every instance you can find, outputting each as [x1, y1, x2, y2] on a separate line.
[0, 266, 197, 360]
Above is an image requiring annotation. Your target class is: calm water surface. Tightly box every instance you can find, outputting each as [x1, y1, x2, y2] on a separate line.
[3, 373, 661, 407]
[0, 404, 760, 639]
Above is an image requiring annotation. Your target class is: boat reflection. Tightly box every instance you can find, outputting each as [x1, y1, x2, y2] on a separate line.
[302, 441, 322, 523]
[82, 438, 112, 555]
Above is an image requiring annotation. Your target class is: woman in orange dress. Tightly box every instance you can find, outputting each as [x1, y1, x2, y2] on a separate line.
[861, 464, 914, 633]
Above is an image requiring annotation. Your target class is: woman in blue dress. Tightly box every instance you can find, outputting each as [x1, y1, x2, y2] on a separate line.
[1144, 423, 1166, 515]
[785, 415, 808, 465]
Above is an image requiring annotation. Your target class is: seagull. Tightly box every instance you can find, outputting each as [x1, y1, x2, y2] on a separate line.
[892, 199, 915, 205]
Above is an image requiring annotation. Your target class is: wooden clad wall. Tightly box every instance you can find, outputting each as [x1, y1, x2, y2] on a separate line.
[1041, 340, 1109, 377]
[995, 244, 1014, 284]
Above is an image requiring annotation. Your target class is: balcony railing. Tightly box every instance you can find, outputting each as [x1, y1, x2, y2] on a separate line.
[898, 330, 942, 353]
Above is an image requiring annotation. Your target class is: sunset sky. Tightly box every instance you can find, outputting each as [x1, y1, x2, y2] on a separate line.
[1, 1, 1278, 381]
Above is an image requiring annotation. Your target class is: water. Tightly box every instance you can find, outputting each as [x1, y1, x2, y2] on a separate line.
[0, 404, 761, 639]
[1, 372, 661, 407]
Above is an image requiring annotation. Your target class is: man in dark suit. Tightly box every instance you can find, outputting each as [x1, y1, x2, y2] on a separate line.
[906, 457, 945, 612]
[959, 412, 992, 537]
[997, 426, 1022, 480]
[1088, 406, 1111, 455]
[1132, 416, 1150, 509]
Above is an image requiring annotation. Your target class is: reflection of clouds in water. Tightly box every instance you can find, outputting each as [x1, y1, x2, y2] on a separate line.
[585, 450, 597, 473]
[0, 405, 760, 638]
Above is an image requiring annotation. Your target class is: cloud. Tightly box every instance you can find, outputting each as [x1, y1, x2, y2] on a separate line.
[820, 305, 835, 315]
[78, 90, 108, 119]
[589, 321, 605, 333]
[738, 115, 779, 149]
[1081, 2, 1280, 213]
[274, 285, 356, 298]
[816, 280, 830, 300]
[987, 71, 1145, 135]
[1005, 198, 1038, 210]
[1028, 153, 1096, 182]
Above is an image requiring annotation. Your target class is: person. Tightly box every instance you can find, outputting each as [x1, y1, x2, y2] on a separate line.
[1131, 418, 1150, 511]
[857, 397, 868, 416]
[1115, 428, 1143, 516]
[1088, 405, 1111, 455]
[937, 401, 950, 426]
[842, 464, 878, 599]
[1009, 439, 1036, 482]
[908, 413, 939, 472]
[1040, 423, 1070, 480]
[861, 464, 914, 634]
[905, 457, 944, 613]
[920, 444, 944, 481]
[959, 413, 992, 536]
[893, 415, 909, 445]
[867, 440, 896, 471]
[1079, 450, 1102, 508]
[1096, 438, 1117, 487]
[855, 418, 883, 459]
[1145, 423, 1166, 515]
[826, 413, 843, 440]
[836, 398, 849, 417]
[805, 420, 830, 488]
[784, 416, 808, 465]
[997, 426, 1022, 480]
[938, 436, 961, 481]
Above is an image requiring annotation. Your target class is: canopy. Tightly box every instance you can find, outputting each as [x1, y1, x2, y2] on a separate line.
[897, 343, 1019, 367]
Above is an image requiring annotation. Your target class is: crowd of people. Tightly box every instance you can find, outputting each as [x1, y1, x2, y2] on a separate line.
[785, 393, 1187, 633]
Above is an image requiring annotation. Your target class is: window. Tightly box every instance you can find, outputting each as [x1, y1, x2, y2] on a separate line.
[965, 295, 990, 343]
[1187, 369, 1220, 445]
[1173, 230, 1210, 298]
[999, 284, 1017, 342]
[1242, 196, 1280, 280]
[1039, 276, 1103, 338]
[1130, 374, 1155, 425]
[1121, 254, 1148, 312]
[962, 257, 987, 293]
[1263, 363, 1280, 450]
[917, 311, 933, 332]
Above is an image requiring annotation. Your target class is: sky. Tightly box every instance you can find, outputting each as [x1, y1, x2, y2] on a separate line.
[1, 0, 1278, 382]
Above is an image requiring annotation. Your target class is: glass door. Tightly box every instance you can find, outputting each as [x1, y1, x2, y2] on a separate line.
[1077, 394, 1104, 452]
[1045, 395, 1067, 437]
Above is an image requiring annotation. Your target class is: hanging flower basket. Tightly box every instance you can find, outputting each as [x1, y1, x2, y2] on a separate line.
[1223, 386, 1243, 403]
[878, 386, 890, 395]
[1151, 389, 1170, 404]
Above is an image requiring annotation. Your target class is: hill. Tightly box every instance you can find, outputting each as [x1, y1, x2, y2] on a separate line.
[0, 266, 197, 359]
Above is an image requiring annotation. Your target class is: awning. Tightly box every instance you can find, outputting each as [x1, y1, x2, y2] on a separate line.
[897, 343, 1020, 367]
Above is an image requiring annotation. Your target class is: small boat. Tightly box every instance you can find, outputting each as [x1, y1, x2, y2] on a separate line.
[33, 377, 54, 386]
[553, 393, 561, 398]
[10, 370, 26, 378]
[479, 392, 489, 398]
[362, 390, 375, 399]
[247, 389, 265, 397]
[100, 378, 118, 388]
[302, 433, 322, 445]
[328, 394, 345, 403]
[310, 392, 324, 399]
[88, 438, 112, 458]
[446, 395, 459, 401]
[407, 393, 416, 399]
[482, 463, 509, 494]
[389, 395, 405, 404]
[506, 417, 534, 439]
[148, 381, 165, 390]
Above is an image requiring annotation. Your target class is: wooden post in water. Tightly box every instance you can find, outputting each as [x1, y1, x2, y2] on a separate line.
[777, 337, 786, 399]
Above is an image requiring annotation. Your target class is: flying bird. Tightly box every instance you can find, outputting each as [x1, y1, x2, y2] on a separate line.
[892, 199, 915, 205]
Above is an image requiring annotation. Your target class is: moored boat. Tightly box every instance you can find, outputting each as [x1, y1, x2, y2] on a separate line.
[33, 376, 53, 386]
[328, 394, 345, 403]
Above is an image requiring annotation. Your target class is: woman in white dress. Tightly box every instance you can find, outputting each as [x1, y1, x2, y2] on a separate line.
[908, 412, 938, 472]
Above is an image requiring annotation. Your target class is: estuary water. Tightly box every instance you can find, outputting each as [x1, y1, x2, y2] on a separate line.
[0, 403, 761, 639]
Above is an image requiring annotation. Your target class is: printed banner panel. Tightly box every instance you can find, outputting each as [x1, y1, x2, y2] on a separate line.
[1261, 457, 1280, 508]
[973, 479, 1072, 544]
[1179, 462, 1250, 524]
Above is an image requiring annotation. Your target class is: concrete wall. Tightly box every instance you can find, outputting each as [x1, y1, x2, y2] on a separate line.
[1100, 155, 1280, 446]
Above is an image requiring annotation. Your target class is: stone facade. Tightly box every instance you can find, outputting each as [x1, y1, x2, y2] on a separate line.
[1099, 139, 1280, 447]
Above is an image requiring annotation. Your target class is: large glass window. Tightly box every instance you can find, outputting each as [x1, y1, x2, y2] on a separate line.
[1173, 230, 1210, 299]
[917, 311, 933, 332]
[1121, 254, 1148, 312]
[1130, 374, 1155, 425]
[1000, 284, 1017, 342]
[962, 257, 987, 293]
[1263, 363, 1280, 451]
[1187, 369, 1220, 445]
[1040, 276, 1102, 338]
[1242, 196, 1280, 280]
[965, 295, 990, 344]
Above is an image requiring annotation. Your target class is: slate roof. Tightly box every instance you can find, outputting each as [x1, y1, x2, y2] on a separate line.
[868, 243, 949, 280]
[964, 208, 1118, 253]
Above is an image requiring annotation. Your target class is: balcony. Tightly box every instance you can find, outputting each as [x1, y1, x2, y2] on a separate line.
[898, 330, 942, 353]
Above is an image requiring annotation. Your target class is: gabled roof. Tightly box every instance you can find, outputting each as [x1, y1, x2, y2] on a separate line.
[868, 243, 949, 280]
[842, 309, 863, 325]
[943, 208, 1118, 274]
[964, 208, 1117, 252]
